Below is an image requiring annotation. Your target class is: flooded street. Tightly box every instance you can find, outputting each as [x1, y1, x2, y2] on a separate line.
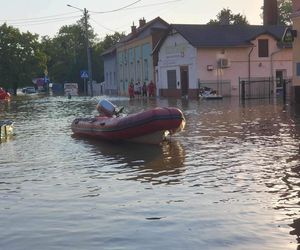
[1, 95, 300, 250]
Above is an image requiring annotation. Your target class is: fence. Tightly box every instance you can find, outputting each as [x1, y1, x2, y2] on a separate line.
[239, 77, 291, 100]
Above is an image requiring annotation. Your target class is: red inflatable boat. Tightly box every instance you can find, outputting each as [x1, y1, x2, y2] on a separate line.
[71, 100, 185, 144]
[0, 88, 11, 101]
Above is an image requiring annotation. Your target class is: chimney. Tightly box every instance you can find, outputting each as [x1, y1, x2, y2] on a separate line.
[131, 22, 136, 34]
[139, 18, 146, 28]
[263, 0, 278, 25]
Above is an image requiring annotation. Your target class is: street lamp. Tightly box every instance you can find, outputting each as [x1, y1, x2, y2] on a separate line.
[67, 4, 93, 96]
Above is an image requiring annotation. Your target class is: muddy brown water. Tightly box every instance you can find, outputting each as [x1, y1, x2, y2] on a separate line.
[1, 95, 300, 250]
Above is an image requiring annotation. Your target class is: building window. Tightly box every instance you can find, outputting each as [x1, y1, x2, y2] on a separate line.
[144, 59, 149, 81]
[297, 63, 300, 76]
[136, 60, 141, 81]
[258, 39, 269, 57]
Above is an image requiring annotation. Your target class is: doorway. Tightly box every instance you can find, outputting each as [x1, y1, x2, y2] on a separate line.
[276, 70, 286, 96]
[180, 66, 189, 96]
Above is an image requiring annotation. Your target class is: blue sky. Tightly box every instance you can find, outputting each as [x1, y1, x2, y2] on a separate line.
[0, 0, 264, 39]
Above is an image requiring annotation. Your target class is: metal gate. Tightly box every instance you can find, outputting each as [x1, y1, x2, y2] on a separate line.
[239, 77, 290, 100]
[239, 77, 273, 99]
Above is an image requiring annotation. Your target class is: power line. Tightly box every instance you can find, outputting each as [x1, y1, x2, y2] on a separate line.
[11, 17, 82, 28]
[0, 0, 182, 34]
[91, 0, 182, 14]
[90, 0, 142, 14]
[7, 16, 81, 27]
[0, 11, 79, 22]
[90, 18, 119, 33]
[5, 15, 82, 26]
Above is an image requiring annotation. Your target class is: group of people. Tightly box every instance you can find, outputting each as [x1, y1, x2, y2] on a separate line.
[128, 80, 156, 99]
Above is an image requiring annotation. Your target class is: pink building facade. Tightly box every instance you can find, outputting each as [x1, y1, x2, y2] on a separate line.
[291, 0, 300, 103]
[156, 25, 292, 98]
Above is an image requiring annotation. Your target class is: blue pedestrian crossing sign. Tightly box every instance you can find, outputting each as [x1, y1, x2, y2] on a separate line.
[80, 70, 89, 79]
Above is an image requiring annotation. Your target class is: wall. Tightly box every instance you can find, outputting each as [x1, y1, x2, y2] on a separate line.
[117, 36, 153, 96]
[103, 51, 118, 95]
[157, 32, 197, 98]
[158, 32, 292, 98]
[292, 8, 300, 87]
[198, 35, 292, 96]
[291, 1, 300, 102]
[115, 19, 169, 96]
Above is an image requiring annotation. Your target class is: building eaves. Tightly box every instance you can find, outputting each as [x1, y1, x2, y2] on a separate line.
[119, 16, 169, 44]
[170, 24, 290, 48]
[101, 46, 116, 57]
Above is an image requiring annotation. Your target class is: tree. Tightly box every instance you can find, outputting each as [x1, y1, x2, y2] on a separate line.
[0, 23, 46, 94]
[278, 0, 292, 25]
[260, 0, 292, 25]
[41, 24, 87, 85]
[40, 16, 98, 87]
[92, 32, 125, 82]
[207, 8, 249, 25]
[100, 32, 125, 51]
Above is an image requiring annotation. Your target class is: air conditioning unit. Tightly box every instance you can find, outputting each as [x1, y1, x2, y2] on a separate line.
[218, 58, 230, 68]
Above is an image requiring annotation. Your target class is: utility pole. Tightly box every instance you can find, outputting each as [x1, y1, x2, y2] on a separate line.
[83, 8, 93, 97]
[67, 4, 93, 97]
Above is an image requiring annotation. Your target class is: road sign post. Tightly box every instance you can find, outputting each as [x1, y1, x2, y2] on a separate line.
[80, 70, 89, 95]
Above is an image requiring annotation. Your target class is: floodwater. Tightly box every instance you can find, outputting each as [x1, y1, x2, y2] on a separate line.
[1, 95, 300, 250]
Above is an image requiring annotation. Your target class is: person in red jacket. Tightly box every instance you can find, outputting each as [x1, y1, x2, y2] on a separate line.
[148, 80, 156, 97]
[128, 82, 135, 99]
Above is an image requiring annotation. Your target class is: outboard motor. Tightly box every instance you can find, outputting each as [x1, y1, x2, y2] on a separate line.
[98, 99, 116, 117]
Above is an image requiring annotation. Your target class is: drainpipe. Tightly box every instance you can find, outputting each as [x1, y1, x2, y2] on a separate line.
[248, 47, 254, 97]
[248, 47, 254, 81]
[270, 49, 282, 96]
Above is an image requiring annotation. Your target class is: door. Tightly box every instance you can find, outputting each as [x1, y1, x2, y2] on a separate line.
[167, 70, 177, 89]
[276, 70, 285, 96]
[180, 66, 189, 96]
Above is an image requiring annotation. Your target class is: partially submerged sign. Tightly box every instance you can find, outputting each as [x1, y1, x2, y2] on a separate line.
[64, 83, 78, 96]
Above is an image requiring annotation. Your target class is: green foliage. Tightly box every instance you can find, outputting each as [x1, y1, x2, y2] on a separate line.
[278, 0, 292, 25]
[0, 13, 127, 94]
[207, 8, 249, 25]
[92, 32, 125, 83]
[0, 23, 46, 92]
[40, 18, 125, 90]
[41, 24, 88, 85]
[100, 32, 125, 51]
[260, 0, 292, 25]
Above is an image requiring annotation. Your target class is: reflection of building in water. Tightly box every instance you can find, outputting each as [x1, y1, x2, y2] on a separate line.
[290, 218, 300, 244]
[132, 141, 186, 185]
[82, 138, 186, 185]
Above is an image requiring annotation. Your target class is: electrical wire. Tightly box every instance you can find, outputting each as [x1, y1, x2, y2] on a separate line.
[5, 15, 82, 27]
[90, 0, 142, 14]
[90, 0, 182, 14]
[0, 11, 79, 22]
[0, 0, 182, 33]
[90, 18, 119, 33]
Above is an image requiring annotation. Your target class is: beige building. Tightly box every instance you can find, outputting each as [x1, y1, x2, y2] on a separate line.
[292, 0, 300, 102]
[116, 17, 169, 96]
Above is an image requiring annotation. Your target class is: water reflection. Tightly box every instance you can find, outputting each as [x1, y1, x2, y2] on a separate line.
[72, 137, 186, 185]
[2, 96, 300, 249]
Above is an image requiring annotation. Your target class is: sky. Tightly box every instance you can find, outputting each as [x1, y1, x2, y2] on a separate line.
[0, 0, 264, 40]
